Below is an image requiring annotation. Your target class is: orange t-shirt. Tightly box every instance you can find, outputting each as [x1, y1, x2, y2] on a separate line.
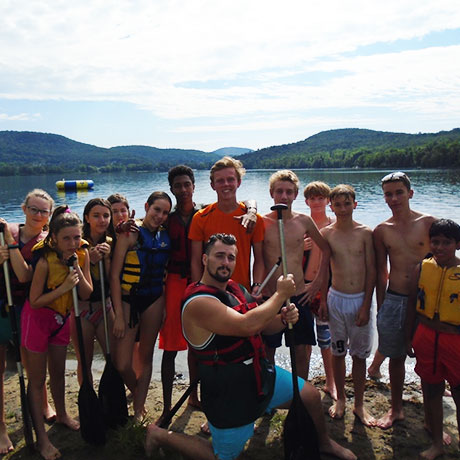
[188, 202, 265, 290]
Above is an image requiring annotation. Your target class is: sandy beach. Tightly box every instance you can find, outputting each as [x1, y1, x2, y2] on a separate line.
[2, 342, 459, 460]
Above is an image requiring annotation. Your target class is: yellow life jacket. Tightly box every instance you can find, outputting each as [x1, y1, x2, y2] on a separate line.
[416, 257, 460, 326]
[32, 240, 89, 316]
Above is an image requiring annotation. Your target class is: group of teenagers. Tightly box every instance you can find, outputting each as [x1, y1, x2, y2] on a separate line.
[0, 156, 458, 460]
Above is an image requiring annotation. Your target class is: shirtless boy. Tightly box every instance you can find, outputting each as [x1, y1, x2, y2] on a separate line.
[374, 171, 436, 429]
[304, 181, 337, 399]
[321, 184, 376, 426]
[262, 170, 331, 380]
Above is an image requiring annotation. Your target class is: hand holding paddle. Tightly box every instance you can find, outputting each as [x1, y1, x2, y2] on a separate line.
[0, 223, 34, 451]
[270, 205, 321, 459]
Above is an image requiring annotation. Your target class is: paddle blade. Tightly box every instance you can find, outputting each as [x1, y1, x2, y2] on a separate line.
[78, 380, 106, 445]
[99, 358, 128, 428]
[283, 396, 321, 460]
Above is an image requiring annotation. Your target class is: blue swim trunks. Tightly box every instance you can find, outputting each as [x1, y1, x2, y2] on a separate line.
[208, 366, 305, 460]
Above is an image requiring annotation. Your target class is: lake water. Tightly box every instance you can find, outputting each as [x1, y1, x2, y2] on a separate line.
[2, 168, 460, 227]
[1, 168, 460, 382]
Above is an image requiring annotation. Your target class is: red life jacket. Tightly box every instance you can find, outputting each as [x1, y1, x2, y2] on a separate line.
[182, 280, 275, 428]
[0, 223, 47, 305]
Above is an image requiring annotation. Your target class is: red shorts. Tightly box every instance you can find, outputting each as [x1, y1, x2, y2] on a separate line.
[159, 274, 188, 351]
[21, 300, 70, 353]
[413, 322, 460, 387]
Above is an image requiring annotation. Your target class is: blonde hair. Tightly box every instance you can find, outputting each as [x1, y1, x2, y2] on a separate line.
[303, 181, 331, 200]
[23, 188, 54, 211]
[330, 184, 356, 202]
[210, 156, 246, 182]
[269, 170, 299, 193]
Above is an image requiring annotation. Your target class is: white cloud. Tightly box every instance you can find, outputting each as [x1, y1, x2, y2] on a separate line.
[0, 112, 38, 121]
[1, 0, 460, 132]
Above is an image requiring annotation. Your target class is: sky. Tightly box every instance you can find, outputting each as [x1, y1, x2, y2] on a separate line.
[1, 0, 460, 152]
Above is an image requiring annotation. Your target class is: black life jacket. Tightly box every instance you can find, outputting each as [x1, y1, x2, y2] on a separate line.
[182, 280, 275, 428]
[120, 226, 170, 297]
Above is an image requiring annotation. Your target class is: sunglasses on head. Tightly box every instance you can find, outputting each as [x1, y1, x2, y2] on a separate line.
[381, 171, 411, 188]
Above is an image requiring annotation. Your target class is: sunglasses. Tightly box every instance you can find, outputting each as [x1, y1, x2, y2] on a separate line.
[381, 171, 411, 188]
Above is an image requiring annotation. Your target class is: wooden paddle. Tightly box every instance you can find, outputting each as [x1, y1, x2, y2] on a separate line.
[0, 225, 34, 451]
[97, 260, 128, 428]
[270, 204, 320, 460]
[68, 256, 106, 445]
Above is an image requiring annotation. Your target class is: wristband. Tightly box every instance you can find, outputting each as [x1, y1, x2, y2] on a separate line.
[251, 282, 262, 290]
[8, 243, 19, 249]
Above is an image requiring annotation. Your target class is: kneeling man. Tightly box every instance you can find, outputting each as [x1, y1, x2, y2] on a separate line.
[146, 233, 356, 460]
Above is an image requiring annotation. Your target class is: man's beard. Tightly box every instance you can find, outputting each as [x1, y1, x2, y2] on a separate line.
[208, 266, 231, 283]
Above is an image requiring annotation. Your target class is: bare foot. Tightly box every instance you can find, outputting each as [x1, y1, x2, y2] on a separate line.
[37, 439, 61, 460]
[56, 414, 80, 431]
[145, 423, 163, 457]
[0, 422, 14, 454]
[322, 384, 338, 400]
[329, 399, 346, 419]
[367, 366, 382, 380]
[419, 444, 444, 460]
[376, 409, 404, 429]
[353, 406, 377, 427]
[188, 396, 202, 410]
[424, 424, 452, 445]
[320, 438, 357, 460]
[43, 402, 57, 423]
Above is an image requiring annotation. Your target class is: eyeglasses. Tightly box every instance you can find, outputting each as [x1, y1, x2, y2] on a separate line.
[27, 206, 51, 216]
[381, 171, 411, 188]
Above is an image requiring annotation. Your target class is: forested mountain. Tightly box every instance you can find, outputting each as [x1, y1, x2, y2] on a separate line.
[1, 128, 459, 176]
[0, 131, 218, 175]
[211, 147, 253, 156]
[238, 128, 460, 169]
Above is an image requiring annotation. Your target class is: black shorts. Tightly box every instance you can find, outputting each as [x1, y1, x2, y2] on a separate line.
[262, 294, 316, 348]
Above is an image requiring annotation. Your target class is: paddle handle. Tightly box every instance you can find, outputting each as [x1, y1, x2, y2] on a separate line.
[272, 206, 292, 329]
[99, 260, 111, 355]
[68, 259, 90, 380]
[0, 230, 14, 307]
[255, 257, 281, 297]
